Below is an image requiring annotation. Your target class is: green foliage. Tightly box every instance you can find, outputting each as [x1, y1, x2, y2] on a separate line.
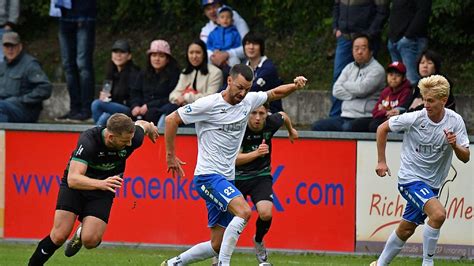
[430, 0, 474, 46]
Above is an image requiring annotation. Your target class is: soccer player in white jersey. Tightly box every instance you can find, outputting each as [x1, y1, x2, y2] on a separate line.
[162, 64, 306, 266]
[372, 75, 470, 266]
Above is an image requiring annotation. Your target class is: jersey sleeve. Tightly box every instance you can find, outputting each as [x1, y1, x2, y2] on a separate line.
[71, 132, 95, 166]
[388, 111, 418, 133]
[131, 125, 145, 149]
[177, 96, 214, 125]
[246, 91, 269, 111]
[454, 115, 470, 148]
[267, 113, 284, 135]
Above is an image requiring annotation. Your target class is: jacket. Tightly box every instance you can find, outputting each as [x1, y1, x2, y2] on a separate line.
[0, 51, 52, 113]
[372, 79, 412, 119]
[0, 0, 19, 27]
[206, 25, 241, 52]
[388, 0, 432, 42]
[169, 64, 223, 104]
[333, 57, 385, 118]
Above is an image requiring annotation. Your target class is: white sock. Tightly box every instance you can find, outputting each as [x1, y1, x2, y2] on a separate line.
[377, 230, 406, 266]
[178, 241, 217, 265]
[422, 224, 440, 266]
[218, 216, 247, 265]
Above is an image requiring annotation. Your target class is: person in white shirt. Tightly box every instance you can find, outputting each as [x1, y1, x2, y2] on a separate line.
[373, 75, 470, 266]
[161, 64, 306, 266]
[200, 0, 249, 67]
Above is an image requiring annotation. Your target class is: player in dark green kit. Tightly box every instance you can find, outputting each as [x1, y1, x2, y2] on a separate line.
[28, 113, 159, 265]
[235, 104, 297, 263]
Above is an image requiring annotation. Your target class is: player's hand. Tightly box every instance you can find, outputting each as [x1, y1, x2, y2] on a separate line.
[167, 155, 186, 178]
[375, 162, 391, 177]
[444, 129, 457, 148]
[256, 139, 269, 157]
[147, 122, 159, 143]
[293, 76, 307, 89]
[101, 175, 123, 193]
[288, 128, 298, 143]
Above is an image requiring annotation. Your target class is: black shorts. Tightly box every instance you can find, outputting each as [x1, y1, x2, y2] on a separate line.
[56, 182, 114, 223]
[235, 175, 273, 205]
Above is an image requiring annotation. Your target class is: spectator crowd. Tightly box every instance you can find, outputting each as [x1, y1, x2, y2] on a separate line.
[0, 0, 463, 133]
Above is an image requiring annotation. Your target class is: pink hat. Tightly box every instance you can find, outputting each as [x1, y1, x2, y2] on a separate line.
[147, 40, 171, 55]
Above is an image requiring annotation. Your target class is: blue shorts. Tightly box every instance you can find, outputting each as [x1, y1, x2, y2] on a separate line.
[194, 174, 242, 228]
[398, 181, 439, 225]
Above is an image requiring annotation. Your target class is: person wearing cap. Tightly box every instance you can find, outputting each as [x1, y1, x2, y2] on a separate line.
[90, 40, 141, 126]
[200, 0, 248, 67]
[312, 33, 385, 132]
[129, 39, 180, 123]
[351, 61, 412, 132]
[0, 0, 19, 63]
[207, 6, 242, 67]
[0, 31, 52, 123]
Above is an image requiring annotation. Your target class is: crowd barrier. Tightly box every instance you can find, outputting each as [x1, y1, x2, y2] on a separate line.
[0, 124, 472, 258]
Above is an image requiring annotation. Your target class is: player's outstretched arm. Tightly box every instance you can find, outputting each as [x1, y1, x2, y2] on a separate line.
[279, 111, 298, 143]
[444, 129, 470, 163]
[375, 121, 391, 177]
[68, 160, 122, 192]
[135, 120, 159, 143]
[165, 111, 186, 178]
[266, 76, 307, 103]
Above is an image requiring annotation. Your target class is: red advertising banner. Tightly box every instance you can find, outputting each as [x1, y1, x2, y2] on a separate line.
[5, 131, 356, 252]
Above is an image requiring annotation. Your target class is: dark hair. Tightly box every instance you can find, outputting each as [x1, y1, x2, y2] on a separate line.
[417, 49, 442, 75]
[183, 39, 209, 75]
[106, 113, 135, 135]
[145, 52, 179, 82]
[242, 32, 265, 56]
[229, 63, 254, 81]
[352, 33, 372, 51]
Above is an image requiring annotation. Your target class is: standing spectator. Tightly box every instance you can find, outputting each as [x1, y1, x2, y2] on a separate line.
[312, 34, 385, 131]
[329, 0, 389, 117]
[55, 0, 97, 122]
[207, 6, 242, 67]
[243, 32, 283, 113]
[168, 39, 222, 112]
[387, 0, 432, 86]
[0, 32, 52, 122]
[351, 61, 412, 132]
[129, 39, 180, 123]
[91, 40, 140, 126]
[200, 0, 248, 67]
[0, 0, 19, 62]
[235, 104, 297, 264]
[373, 75, 470, 266]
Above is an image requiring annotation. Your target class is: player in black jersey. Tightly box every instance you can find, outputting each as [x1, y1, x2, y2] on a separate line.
[28, 114, 158, 266]
[235, 104, 297, 263]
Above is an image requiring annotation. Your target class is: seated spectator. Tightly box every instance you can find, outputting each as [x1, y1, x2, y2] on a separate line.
[130, 40, 179, 123]
[200, 0, 248, 67]
[0, 32, 52, 123]
[351, 61, 412, 132]
[312, 33, 385, 131]
[243, 32, 283, 113]
[399, 49, 456, 114]
[91, 40, 140, 126]
[168, 39, 223, 117]
[207, 6, 242, 67]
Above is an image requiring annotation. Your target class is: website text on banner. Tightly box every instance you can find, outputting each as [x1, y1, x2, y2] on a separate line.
[5, 131, 356, 252]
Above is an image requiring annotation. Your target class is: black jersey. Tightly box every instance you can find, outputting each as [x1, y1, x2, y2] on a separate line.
[62, 125, 145, 184]
[235, 113, 283, 180]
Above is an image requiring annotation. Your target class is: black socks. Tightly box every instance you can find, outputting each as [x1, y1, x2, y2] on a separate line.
[28, 235, 61, 266]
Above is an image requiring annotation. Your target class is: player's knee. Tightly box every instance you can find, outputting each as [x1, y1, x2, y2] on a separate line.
[258, 209, 272, 221]
[430, 209, 446, 226]
[50, 231, 68, 245]
[240, 205, 252, 221]
[82, 235, 102, 249]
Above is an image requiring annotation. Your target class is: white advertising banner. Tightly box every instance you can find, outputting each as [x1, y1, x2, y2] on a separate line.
[356, 140, 473, 248]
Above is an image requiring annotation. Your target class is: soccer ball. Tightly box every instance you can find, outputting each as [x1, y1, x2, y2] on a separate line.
[259, 263, 273, 266]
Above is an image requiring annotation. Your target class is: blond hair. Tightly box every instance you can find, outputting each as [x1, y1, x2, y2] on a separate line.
[418, 75, 450, 99]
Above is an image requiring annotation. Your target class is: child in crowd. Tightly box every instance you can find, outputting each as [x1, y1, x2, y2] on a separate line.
[351, 61, 412, 132]
[206, 6, 242, 67]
